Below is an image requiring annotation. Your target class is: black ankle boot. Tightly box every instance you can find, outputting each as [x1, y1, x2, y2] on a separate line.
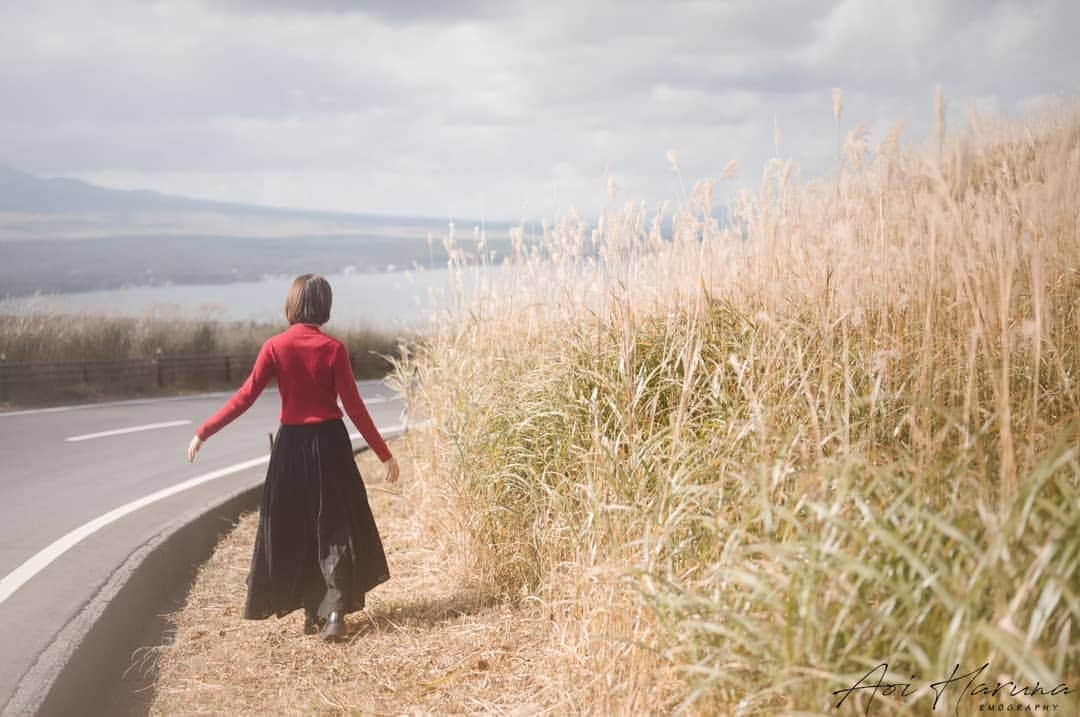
[319, 610, 346, 642]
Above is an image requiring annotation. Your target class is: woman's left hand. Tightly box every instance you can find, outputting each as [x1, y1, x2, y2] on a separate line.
[188, 434, 204, 463]
[383, 456, 400, 483]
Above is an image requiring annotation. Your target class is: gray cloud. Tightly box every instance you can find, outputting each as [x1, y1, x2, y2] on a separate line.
[218, 0, 511, 24]
[1, 0, 1077, 220]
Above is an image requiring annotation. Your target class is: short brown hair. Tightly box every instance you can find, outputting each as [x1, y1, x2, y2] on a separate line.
[284, 274, 332, 325]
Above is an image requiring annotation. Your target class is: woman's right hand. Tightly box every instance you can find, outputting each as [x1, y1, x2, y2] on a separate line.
[383, 456, 400, 483]
[188, 434, 204, 463]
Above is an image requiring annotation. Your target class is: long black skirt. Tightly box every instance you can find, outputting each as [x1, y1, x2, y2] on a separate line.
[243, 418, 390, 622]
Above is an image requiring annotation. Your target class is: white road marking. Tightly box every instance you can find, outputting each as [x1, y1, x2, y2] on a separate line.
[0, 390, 245, 418]
[346, 419, 430, 446]
[0, 419, 427, 606]
[0, 455, 270, 606]
[65, 420, 193, 442]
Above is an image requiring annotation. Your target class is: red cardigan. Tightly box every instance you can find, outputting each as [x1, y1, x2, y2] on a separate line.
[195, 322, 393, 463]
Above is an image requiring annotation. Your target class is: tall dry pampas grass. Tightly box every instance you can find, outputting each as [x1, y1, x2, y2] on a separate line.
[389, 98, 1080, 714]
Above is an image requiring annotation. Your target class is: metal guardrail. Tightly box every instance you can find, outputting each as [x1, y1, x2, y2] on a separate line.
[0, 354, 258, 403]
[0, 352, 381, 404]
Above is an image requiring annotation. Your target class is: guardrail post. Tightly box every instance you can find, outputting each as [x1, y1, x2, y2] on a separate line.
[224, 355, 232, 383]
[155, 358, 164, 388]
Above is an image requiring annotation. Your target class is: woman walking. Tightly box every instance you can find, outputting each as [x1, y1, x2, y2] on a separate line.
[186, 273, 400, 642]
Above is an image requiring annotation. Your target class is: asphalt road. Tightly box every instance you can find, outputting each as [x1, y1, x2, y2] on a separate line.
[0, 380, 406, 712]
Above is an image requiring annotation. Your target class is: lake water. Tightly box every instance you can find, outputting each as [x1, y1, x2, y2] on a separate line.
[0, 265, 506, 332]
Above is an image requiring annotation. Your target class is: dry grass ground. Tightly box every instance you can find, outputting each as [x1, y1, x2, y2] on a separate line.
[144, 430, 676, 715]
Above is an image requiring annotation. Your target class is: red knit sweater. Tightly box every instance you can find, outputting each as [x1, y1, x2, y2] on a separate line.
[194, 322, 393, 463]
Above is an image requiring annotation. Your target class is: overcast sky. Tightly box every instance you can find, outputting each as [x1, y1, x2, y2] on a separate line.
[2, 0, 1077, 221]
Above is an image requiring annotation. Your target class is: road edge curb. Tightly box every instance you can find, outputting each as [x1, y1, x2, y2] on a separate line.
[3, 425, 413, 717]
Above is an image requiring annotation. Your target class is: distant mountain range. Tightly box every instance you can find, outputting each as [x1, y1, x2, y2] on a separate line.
[0, 163, 456, 227]
[0, 164, 525, 297]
